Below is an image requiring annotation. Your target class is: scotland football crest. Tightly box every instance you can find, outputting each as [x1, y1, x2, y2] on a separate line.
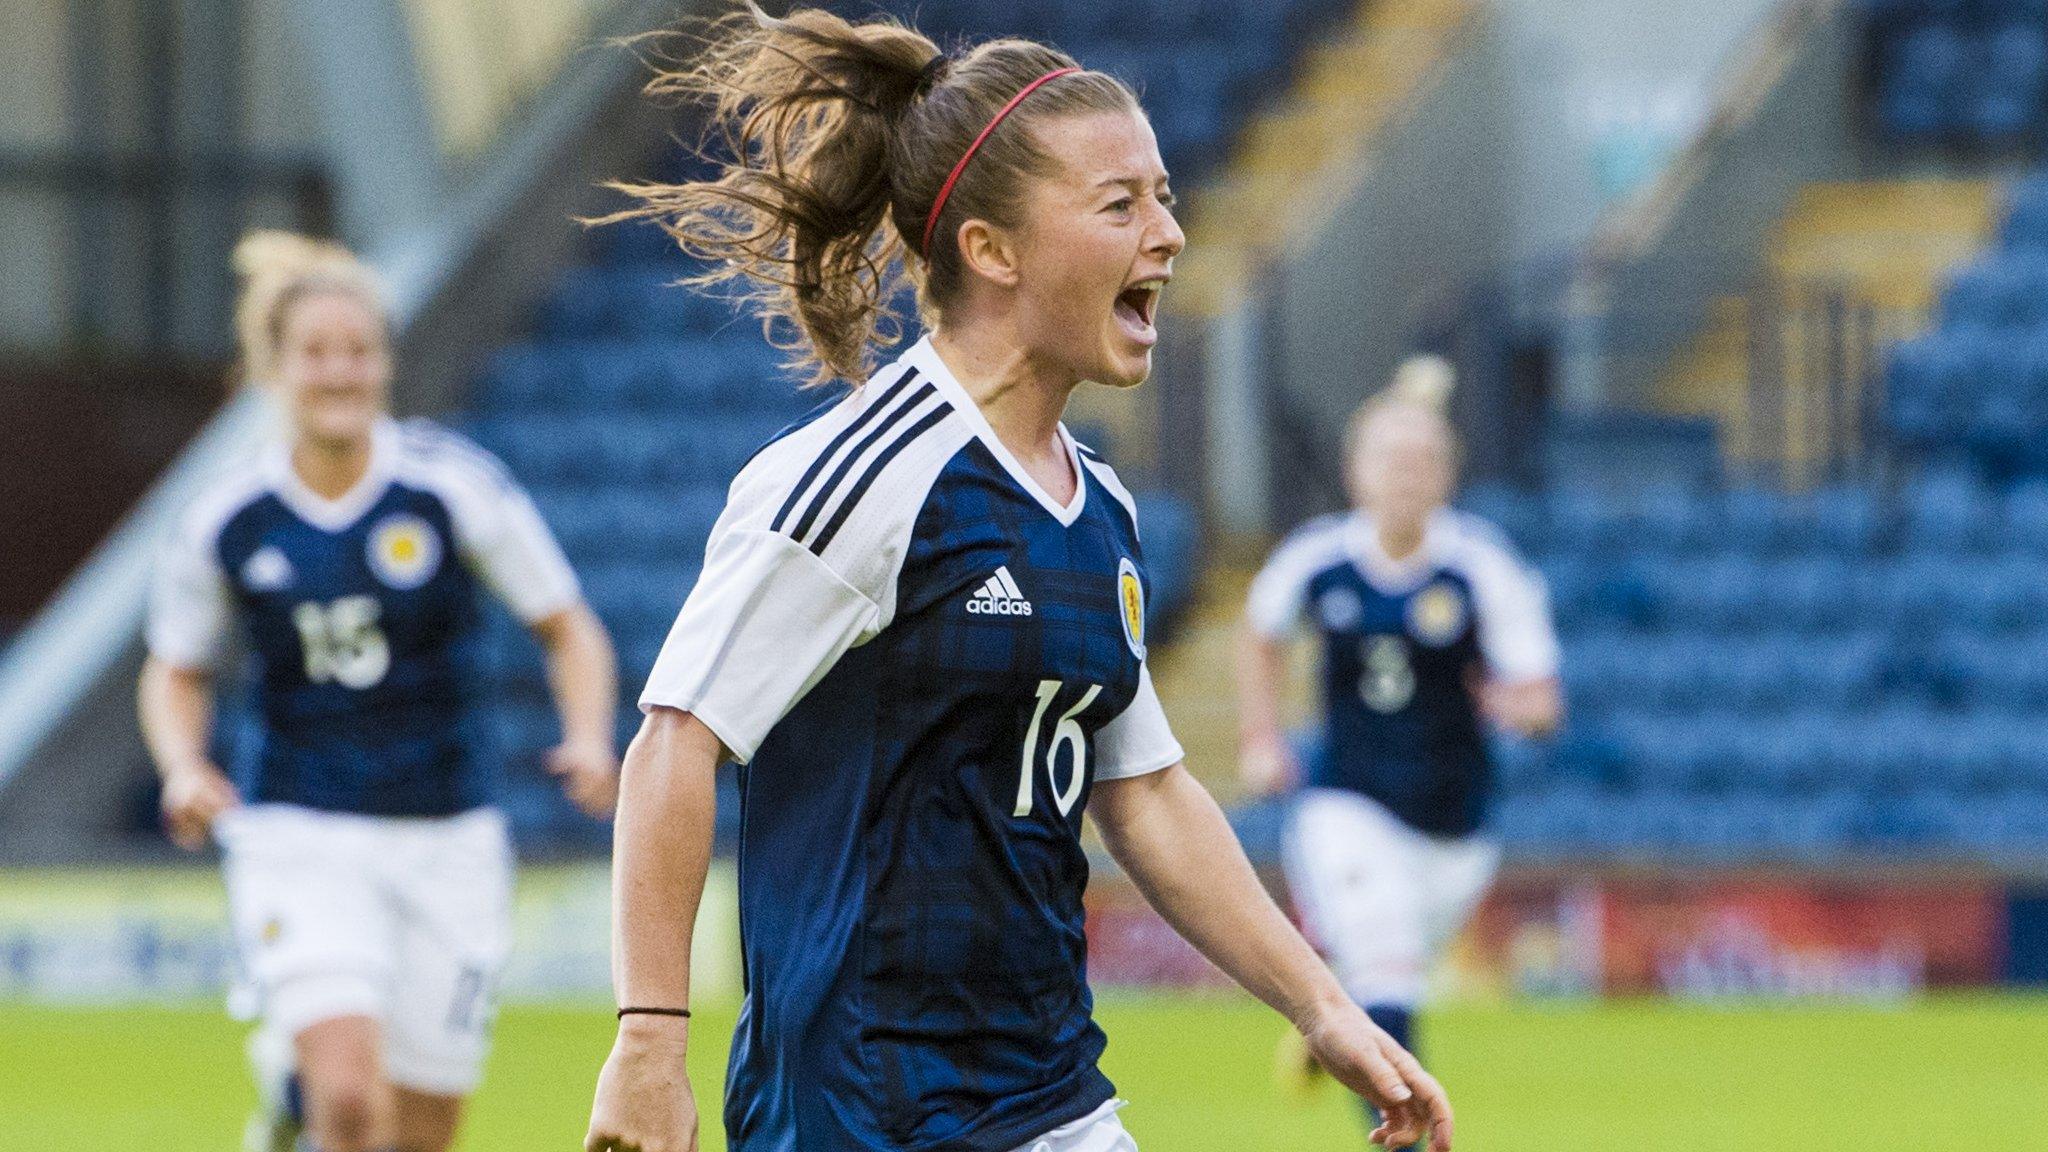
[1407, 581, 1468, 647]
[1118, 556, 1146, 660]
[368, 513, 441, 590]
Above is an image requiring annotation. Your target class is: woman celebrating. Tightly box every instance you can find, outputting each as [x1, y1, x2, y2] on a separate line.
[585, 7, 1453, 1152]
[1238, 358, 1561, 1142]
[139, 232, 620, 1152]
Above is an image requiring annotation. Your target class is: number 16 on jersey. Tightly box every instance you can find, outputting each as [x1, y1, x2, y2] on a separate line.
[1015, 679, 1103, 818]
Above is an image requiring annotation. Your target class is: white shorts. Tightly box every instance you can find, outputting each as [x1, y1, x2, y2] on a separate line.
[1008, 1099, 1136, 1152]
[1282, 788, 1499, 1008]
[217, 803, 515, 1096]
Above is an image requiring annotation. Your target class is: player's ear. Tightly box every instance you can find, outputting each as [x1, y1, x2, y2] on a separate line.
[955, 218, 1023, 290]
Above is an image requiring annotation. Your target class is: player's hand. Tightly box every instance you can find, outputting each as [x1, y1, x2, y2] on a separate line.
[586, 1019, 697, 1152]
[159, 762, 240, 851]
[1239, 732, 1301, 797]
[1478, 676, 1563, 739]
[1300, 1001, 1453, 1151]
[549, 737, 620, 819]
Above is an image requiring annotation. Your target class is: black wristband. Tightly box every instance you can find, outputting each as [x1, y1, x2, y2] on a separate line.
[617, 1006, 691, 1020]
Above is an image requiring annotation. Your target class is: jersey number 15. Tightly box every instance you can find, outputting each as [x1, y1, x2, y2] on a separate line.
[291, 595, 391, 690]
[1014, 679, 1103, 818]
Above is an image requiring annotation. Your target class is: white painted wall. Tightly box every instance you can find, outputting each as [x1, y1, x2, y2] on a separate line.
[1494, 0, 1788, 264]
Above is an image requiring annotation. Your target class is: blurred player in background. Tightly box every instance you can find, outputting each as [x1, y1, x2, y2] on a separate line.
[584, 6, 1451, 1152]
[137, 232, 621, 1152]
[1237, 356, 1562, 1146]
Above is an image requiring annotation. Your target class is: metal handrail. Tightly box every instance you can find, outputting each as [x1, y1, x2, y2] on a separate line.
[1587, 0, 1848, 268]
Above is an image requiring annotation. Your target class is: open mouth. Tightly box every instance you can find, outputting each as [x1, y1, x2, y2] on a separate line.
[1114, 277, 1166, 345]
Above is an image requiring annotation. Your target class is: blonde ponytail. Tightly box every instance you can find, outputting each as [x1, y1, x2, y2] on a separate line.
[232, 230, 387, 383]
[1346, 353, 1462, 470]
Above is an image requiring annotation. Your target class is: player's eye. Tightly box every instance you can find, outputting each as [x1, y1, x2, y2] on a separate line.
[1157, 189, 1177, 210]
[1105, 196, 1134, 215]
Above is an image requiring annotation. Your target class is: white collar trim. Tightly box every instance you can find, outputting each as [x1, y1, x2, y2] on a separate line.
[262, 417, 399, 533]
[904, 336, 1086, 526]
[1344, 509, 1454, 594]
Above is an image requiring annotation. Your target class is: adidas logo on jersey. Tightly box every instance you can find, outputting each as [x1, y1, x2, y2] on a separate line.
[966, 566, 1034, 616]
[241, 546, 294, 592]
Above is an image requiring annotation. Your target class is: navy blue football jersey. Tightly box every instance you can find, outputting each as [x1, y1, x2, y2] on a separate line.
[1247, 511, 1557, 838]
[641, 338, 1184, 1152]
[148, 418, 580, 817]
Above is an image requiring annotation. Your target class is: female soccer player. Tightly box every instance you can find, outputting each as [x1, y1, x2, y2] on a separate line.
[583, 8, 1453, 1152]
[1237, 357, 1562, 1140]
[139, 231, 621, 1152]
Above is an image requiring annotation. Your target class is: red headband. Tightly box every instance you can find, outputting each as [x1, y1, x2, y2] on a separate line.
[920, 67, 1081, 257]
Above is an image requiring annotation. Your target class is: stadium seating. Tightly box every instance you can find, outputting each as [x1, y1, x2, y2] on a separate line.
[1869, 1, 2048, 141]
[1470, 477, 2048, 862]
[447, 0, 1364, 849]
[1884, 173, 2048, 473]
[917, 0, 1353, 179]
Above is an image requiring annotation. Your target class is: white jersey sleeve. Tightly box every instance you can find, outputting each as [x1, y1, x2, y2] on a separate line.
[400, 421, 581, 624]
[1450, 512, 1561, 684]
[1245, 515, 1350, 638]
[1093, 662, 1184, 780]
[146, 472, 265, 670]
[639, 370, 970, 763]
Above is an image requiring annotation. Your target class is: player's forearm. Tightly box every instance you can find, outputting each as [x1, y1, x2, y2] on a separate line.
[536, 604, 620, 751]
[136, 658, 216, 778]
[1483, 675, 1563, 738]
[611, 707, 721, 1024]
[1234, 630, 1289, 746]
[1093, 765, 1349, 1031]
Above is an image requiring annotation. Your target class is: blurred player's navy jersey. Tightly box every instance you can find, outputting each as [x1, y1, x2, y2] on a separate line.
[1247, 510, 1558, 838]
[147, 418, 580, 817]
[641, 337, 1183, 1152]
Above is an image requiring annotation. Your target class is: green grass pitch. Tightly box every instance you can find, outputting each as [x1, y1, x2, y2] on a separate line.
[3, 993, 2045, 1151]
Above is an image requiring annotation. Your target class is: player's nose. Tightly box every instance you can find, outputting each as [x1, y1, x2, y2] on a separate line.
[1148, 203, 1185, 261]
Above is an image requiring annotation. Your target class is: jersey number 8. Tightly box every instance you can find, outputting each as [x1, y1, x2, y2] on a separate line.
[1014, 679, 1102, 818]
[291, 595, 392, 690]
[1360, 634, 1416, 713]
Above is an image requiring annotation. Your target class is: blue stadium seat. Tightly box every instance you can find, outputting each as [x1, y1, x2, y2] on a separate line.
[1134, 494, 1200, 637]
[590, 216, 685, 268]
[1879, 23, 1969, 136]
[1968, 24, 2048, 139]
[1545, 487, 1634, 557]
[1901, 465, 1997, 552]
[1940, 255, 2046, 330]
[1663, 555, 1771, 633]
[1762, 555, 1858, 632]
[1542, 559, 1607, 630]
[2000, 171, 2048, 250]
[1623, 484, 1715, 556]
[1459, 483, 1543, 547]
[2001, 479, 2048, 547]
[1806, 485, 1885, 553]
[536, 266, 767, 343]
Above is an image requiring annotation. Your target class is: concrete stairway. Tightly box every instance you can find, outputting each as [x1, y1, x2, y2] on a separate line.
[1171, 0, 1478, 315]
[1658, 178, 1997, 480]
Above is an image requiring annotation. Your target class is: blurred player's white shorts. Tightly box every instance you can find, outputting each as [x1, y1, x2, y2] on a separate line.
[217, 802, 514, 1096]
[1008, 1099, 1137, 1152]
[1282, 787, 1498, 1008]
